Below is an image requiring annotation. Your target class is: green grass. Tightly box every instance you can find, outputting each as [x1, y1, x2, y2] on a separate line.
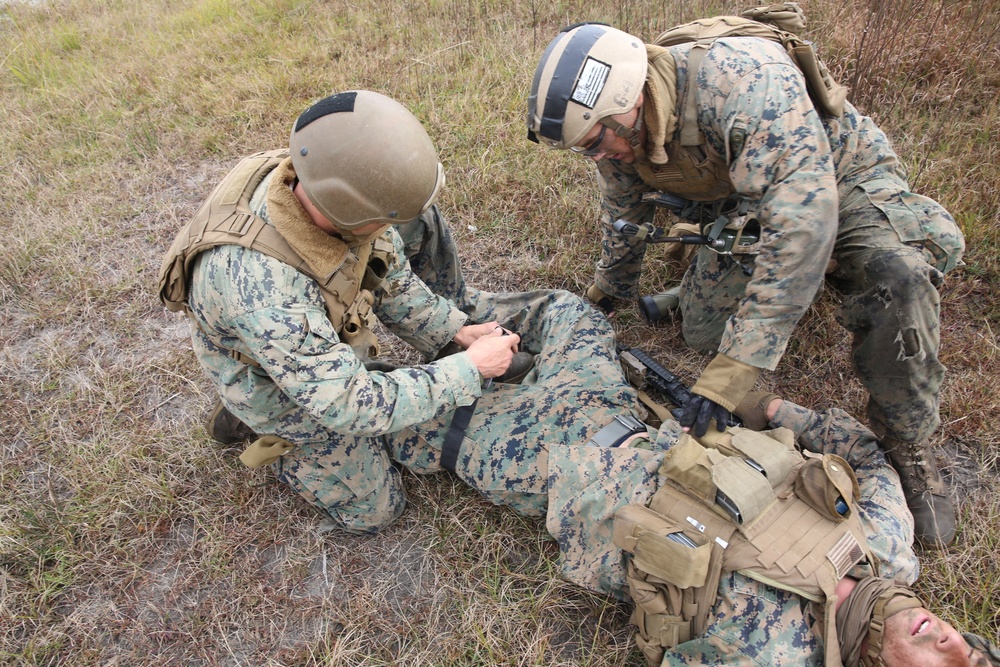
[2, 0, 998, 664]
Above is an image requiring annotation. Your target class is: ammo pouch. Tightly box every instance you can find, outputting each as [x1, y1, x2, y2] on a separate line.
[613, 428, 871, 667]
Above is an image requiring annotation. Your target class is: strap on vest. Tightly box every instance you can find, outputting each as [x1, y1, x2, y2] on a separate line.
[340, 238, 382, 359]
[679, 44, 709, 147]
[636, 388, 676, 428]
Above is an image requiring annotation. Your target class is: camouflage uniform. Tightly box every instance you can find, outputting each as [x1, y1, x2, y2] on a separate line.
[187, 166, 478, 534]
[594, 37, 964, 447]
[388, 296, 917, 664]
[394, 204, 473, 316]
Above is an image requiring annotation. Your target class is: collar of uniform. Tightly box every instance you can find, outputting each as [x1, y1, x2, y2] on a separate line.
[266, 158, 388, 280]
[642, 44, 678, 165]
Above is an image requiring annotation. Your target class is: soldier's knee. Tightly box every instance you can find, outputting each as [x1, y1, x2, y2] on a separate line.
[321, 465, 407, 535]
[863, 250, 944, 297]
[679, 302, 728, 353]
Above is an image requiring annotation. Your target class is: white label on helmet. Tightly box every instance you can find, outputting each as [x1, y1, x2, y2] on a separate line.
[571, 57, 611, 109]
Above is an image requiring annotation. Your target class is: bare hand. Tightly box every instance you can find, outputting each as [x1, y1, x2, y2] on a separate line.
[453, 321, 518, 351]
[465, 328, 520, 379]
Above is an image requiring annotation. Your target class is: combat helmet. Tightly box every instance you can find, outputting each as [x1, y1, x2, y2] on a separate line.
[527, 23, 647, 151]
[290, 91, 445, 229]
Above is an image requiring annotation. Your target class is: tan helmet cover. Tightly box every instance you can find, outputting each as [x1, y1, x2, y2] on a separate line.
[527, 23, 647, 149]
[290, 91, 445, 229]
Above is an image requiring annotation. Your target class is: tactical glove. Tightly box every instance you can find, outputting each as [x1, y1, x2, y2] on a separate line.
[585, 283, 615, 315]
[682, 354, 762, 436]
[679, 395, 734, 437]
[733, 390, 782, 431]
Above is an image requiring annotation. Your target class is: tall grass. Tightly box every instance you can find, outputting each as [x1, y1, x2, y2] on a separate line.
[2, 0, 998, 664]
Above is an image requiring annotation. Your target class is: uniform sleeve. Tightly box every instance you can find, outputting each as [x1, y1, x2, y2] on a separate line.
[705, 48, 839, 369]
[201, 246, 482, 437]
[592, 159, 657, 298]
[373, 226, 468, 357]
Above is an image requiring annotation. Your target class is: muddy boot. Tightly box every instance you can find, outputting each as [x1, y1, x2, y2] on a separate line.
[495, 351, 535, 384]
[882, 437, 957, 548]
[205, 399, 257, 445]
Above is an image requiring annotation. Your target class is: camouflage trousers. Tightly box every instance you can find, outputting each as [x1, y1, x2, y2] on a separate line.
[679, 177, 964, 445]
[370, 285, 915, 666]
[389, 337, 918, 667]
[387, 288, 648, 516]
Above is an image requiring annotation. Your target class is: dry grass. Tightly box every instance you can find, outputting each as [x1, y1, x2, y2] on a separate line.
[1, 0, 998, 664]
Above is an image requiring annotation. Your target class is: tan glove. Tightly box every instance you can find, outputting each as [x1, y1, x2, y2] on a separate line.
[664, 221, 701, 275]
[690, 353, 762, 412]
[733, 391, 782, 431]
[239, 435, 296, 468]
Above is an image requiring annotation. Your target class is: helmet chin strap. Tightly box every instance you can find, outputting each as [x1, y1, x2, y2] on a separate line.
[599, 103, 646, 161]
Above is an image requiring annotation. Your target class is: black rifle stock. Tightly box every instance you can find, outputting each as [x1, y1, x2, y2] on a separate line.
[618, 346, 743, 428]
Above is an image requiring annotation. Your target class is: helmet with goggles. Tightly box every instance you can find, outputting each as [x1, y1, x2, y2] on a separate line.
[527, 23, 647, 150]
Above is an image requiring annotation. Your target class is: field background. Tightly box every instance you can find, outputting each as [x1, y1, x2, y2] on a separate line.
[2, 0, 998, 664]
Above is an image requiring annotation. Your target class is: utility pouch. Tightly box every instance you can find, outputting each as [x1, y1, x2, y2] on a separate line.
[711, 455, 774, 526]
[613, 504, 712, 589]
[361, 232, 396, 296]
[794, 452, 860, 522]
[721, 427, 798, 489]
[624, 561, 693, 666]
[660, 433, 724, 504]
[790, 43, 847, 118]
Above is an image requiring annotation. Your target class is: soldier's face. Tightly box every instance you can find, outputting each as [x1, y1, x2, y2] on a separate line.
[880, 607, 989, 667]
[574, 107, 642, 164]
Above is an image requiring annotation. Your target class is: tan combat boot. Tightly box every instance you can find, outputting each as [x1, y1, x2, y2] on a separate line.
[881, 437, 956, 548]
[205, 399, 257, 445]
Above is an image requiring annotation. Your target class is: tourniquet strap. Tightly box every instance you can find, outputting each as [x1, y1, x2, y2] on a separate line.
[441, 398, 479, 472]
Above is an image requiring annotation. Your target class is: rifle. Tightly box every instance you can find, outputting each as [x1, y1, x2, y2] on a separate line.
[618, 346, 742, 428]
[614, 192, 761, 277]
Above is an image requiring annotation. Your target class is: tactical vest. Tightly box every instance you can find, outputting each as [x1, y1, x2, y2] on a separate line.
[157, 149, 396, 360]
[612, 427, 872, 667]
[634, 12, 847, 203]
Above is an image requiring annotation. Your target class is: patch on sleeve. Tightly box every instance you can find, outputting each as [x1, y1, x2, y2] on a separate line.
[571, 57, 611, 109]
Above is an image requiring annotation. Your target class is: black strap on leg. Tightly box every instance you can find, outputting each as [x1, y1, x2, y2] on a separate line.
[441, 378, 492, 473]
[440, 399, 478, 473]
